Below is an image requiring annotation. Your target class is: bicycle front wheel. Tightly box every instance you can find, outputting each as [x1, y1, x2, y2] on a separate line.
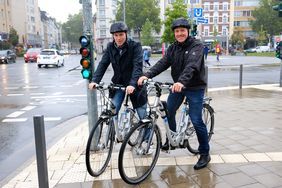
[85, 118, 114, 177]
[118, 122, 161, 184]
[187, 104, 215, 154]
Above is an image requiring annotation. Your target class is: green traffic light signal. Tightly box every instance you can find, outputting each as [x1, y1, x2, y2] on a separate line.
[79, 35, 93, 80]
[191, 24, 197, 37]
[275, 42, 282, 59]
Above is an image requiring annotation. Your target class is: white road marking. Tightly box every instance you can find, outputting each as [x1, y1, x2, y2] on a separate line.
[21, 106, 36, 111]
[42, 86, 56, 88]
[23, 86, 38, 89]
[44, 117, 62, 121]
[4, 87, 19, 90]
[52, 92, 64, 95]
[6, 111, 25, 118]
[60, 85, 73, 88]
[2, 118, 27, 122]
[30, 93, 45, 95]
[31, 94, 86, 99]
[7, 94, 24, 96]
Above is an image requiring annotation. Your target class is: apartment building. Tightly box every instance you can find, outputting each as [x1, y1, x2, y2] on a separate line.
[234, 0, 260, 47]
[0, 0, 12, 40]
[95, 0, 118, 53]
[10, 0, 41, 47]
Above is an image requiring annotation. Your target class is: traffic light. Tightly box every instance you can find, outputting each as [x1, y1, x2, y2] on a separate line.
[191, 24, 197, 37]
[79, 35, 93, 80]
[273, 1, 282, 17]
[275, 42, 282, 59]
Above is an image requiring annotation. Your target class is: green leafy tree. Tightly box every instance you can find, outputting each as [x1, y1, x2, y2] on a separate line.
[116, 0, 161, 39]
[212, 26, 219, 48]
[8, 27, 19, 46]
[250, 0, 282, 38]
[162, 0, 188, 43]
[231, 29, 245, 49]
[62, 11, 83, 48]
[140, 19, 154, 46]
[256, 25, 267, 45]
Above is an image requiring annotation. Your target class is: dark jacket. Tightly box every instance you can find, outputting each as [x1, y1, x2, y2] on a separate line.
[144, 36, 206, 90]
[92, 38, 147, 108]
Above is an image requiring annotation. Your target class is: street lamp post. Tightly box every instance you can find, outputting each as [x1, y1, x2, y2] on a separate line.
[226, 27, 229, 55]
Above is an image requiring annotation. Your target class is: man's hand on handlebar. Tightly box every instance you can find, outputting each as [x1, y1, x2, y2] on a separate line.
[138, 76, 148, 86]
[172, 82, 184, 93]
[88, 82, 97, 90]
[126, 85, 135, 95]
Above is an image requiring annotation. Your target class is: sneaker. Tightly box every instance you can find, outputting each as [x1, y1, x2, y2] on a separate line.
[146, 143, 154, 155]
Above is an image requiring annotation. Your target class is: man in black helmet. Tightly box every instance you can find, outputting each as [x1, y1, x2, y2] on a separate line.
[89, 21, 147, 135]
[138, 17, 210, 170]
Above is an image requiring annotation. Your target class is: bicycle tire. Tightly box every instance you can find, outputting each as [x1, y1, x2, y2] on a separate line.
[85, 118, 114, 177]
[187, 103, 215, 154]
[118, 122, 161, 184]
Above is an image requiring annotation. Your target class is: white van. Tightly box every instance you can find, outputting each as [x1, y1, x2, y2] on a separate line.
[255, 46, 270, 52]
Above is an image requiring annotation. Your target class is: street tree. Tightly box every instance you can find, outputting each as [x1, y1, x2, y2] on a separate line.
[8, 27, 19, 47]
[250, 0, 282, 38]
[140, 19, 155, 46]
[256, 25, 267, 45]
[231, 29, 245, 49]
[62, 11, 83, 48]
[162, 0, 188, 43]
[115, 0, 161, 40]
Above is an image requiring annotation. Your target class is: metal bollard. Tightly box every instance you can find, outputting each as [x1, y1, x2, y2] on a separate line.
[239, 64, 243, 89]
[33, 115, 49, 188]
[205, 65, 208, 93]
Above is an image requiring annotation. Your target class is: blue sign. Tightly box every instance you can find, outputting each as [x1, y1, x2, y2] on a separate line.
[197, 17, 208, 24]
[194, 8, 203, 17]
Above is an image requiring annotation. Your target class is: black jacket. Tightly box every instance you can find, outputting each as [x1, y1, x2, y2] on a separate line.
[144, 37, 206, 90]
[92, 38, 147, 108]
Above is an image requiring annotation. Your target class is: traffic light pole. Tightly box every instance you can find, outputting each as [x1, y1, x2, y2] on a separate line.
[280, 60, 282, 87]
[81, 0, 98, 132]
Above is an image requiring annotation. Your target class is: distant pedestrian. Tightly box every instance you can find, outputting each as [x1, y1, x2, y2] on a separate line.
[204, 45, 209, 60]
[215, 44, 221, 62]
[143, 48, 151, 67]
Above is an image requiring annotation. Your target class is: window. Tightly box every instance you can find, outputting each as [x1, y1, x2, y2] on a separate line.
[100, 29, 106, 37]
[222, 14, 228, 23]
[31, 16, 35, 22]
[223, 2, 228, 11]
[243, 11, 251, 17]
[204, 27, 209, 36]
[234, 11, 242, 17]
[100, 20, 106, 27]
[234, 0, 242, 7]
[214, 16, 218, 24]
[214, 2, 219, 11]
[99, 10, 105, 17]
[99, 0, 105, 5]
[204, 3, 210, 11]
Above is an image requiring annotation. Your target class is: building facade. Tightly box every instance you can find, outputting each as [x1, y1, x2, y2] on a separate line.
[0, 0, 12, 40]
[95, 0, 118, 53]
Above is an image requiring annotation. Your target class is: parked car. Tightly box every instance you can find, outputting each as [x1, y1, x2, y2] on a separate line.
[24, 48, 41, 63]
[255, 46, 270, 52]
[152, 48, 163, 54]
[243, 48, 257, 53]
[37, 49, 64, 68]
[0, 50, 16, 64]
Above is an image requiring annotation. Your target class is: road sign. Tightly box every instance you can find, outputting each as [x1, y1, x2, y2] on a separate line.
[194, 8, 203, 17]
[197, 17, 208, 24]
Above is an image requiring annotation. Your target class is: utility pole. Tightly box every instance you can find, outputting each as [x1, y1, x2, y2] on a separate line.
[80, 0, 98, 132]
[123, 0, 126, 23]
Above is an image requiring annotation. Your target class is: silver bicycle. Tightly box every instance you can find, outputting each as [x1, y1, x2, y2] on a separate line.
[118, 80, 214, 184]
[85, 83, 139, 177]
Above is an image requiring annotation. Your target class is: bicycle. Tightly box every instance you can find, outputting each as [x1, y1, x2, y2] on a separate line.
[118, 80, 215, 184]
[85, 83, 139, 177]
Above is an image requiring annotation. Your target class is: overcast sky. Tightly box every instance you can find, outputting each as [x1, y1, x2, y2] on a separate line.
[38, 0, 82, 23]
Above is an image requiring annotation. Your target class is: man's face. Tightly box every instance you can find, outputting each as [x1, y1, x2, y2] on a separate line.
[113, 32, 126, 47]
[174, 27, 189, 43]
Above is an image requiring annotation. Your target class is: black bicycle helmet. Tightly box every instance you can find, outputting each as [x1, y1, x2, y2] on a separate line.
[171, 17, 191, 30]
[110, 21, 128, 34]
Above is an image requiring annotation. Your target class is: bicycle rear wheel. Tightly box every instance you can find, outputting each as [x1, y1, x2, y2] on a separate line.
[187, 104, 214, 154]
[85, 118, 114, 177]
[118, 122, 161, 184]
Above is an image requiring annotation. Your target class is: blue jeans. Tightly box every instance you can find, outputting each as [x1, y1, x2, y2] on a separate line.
[166, 89, 209, 155]
[112, 89, 147, 120]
